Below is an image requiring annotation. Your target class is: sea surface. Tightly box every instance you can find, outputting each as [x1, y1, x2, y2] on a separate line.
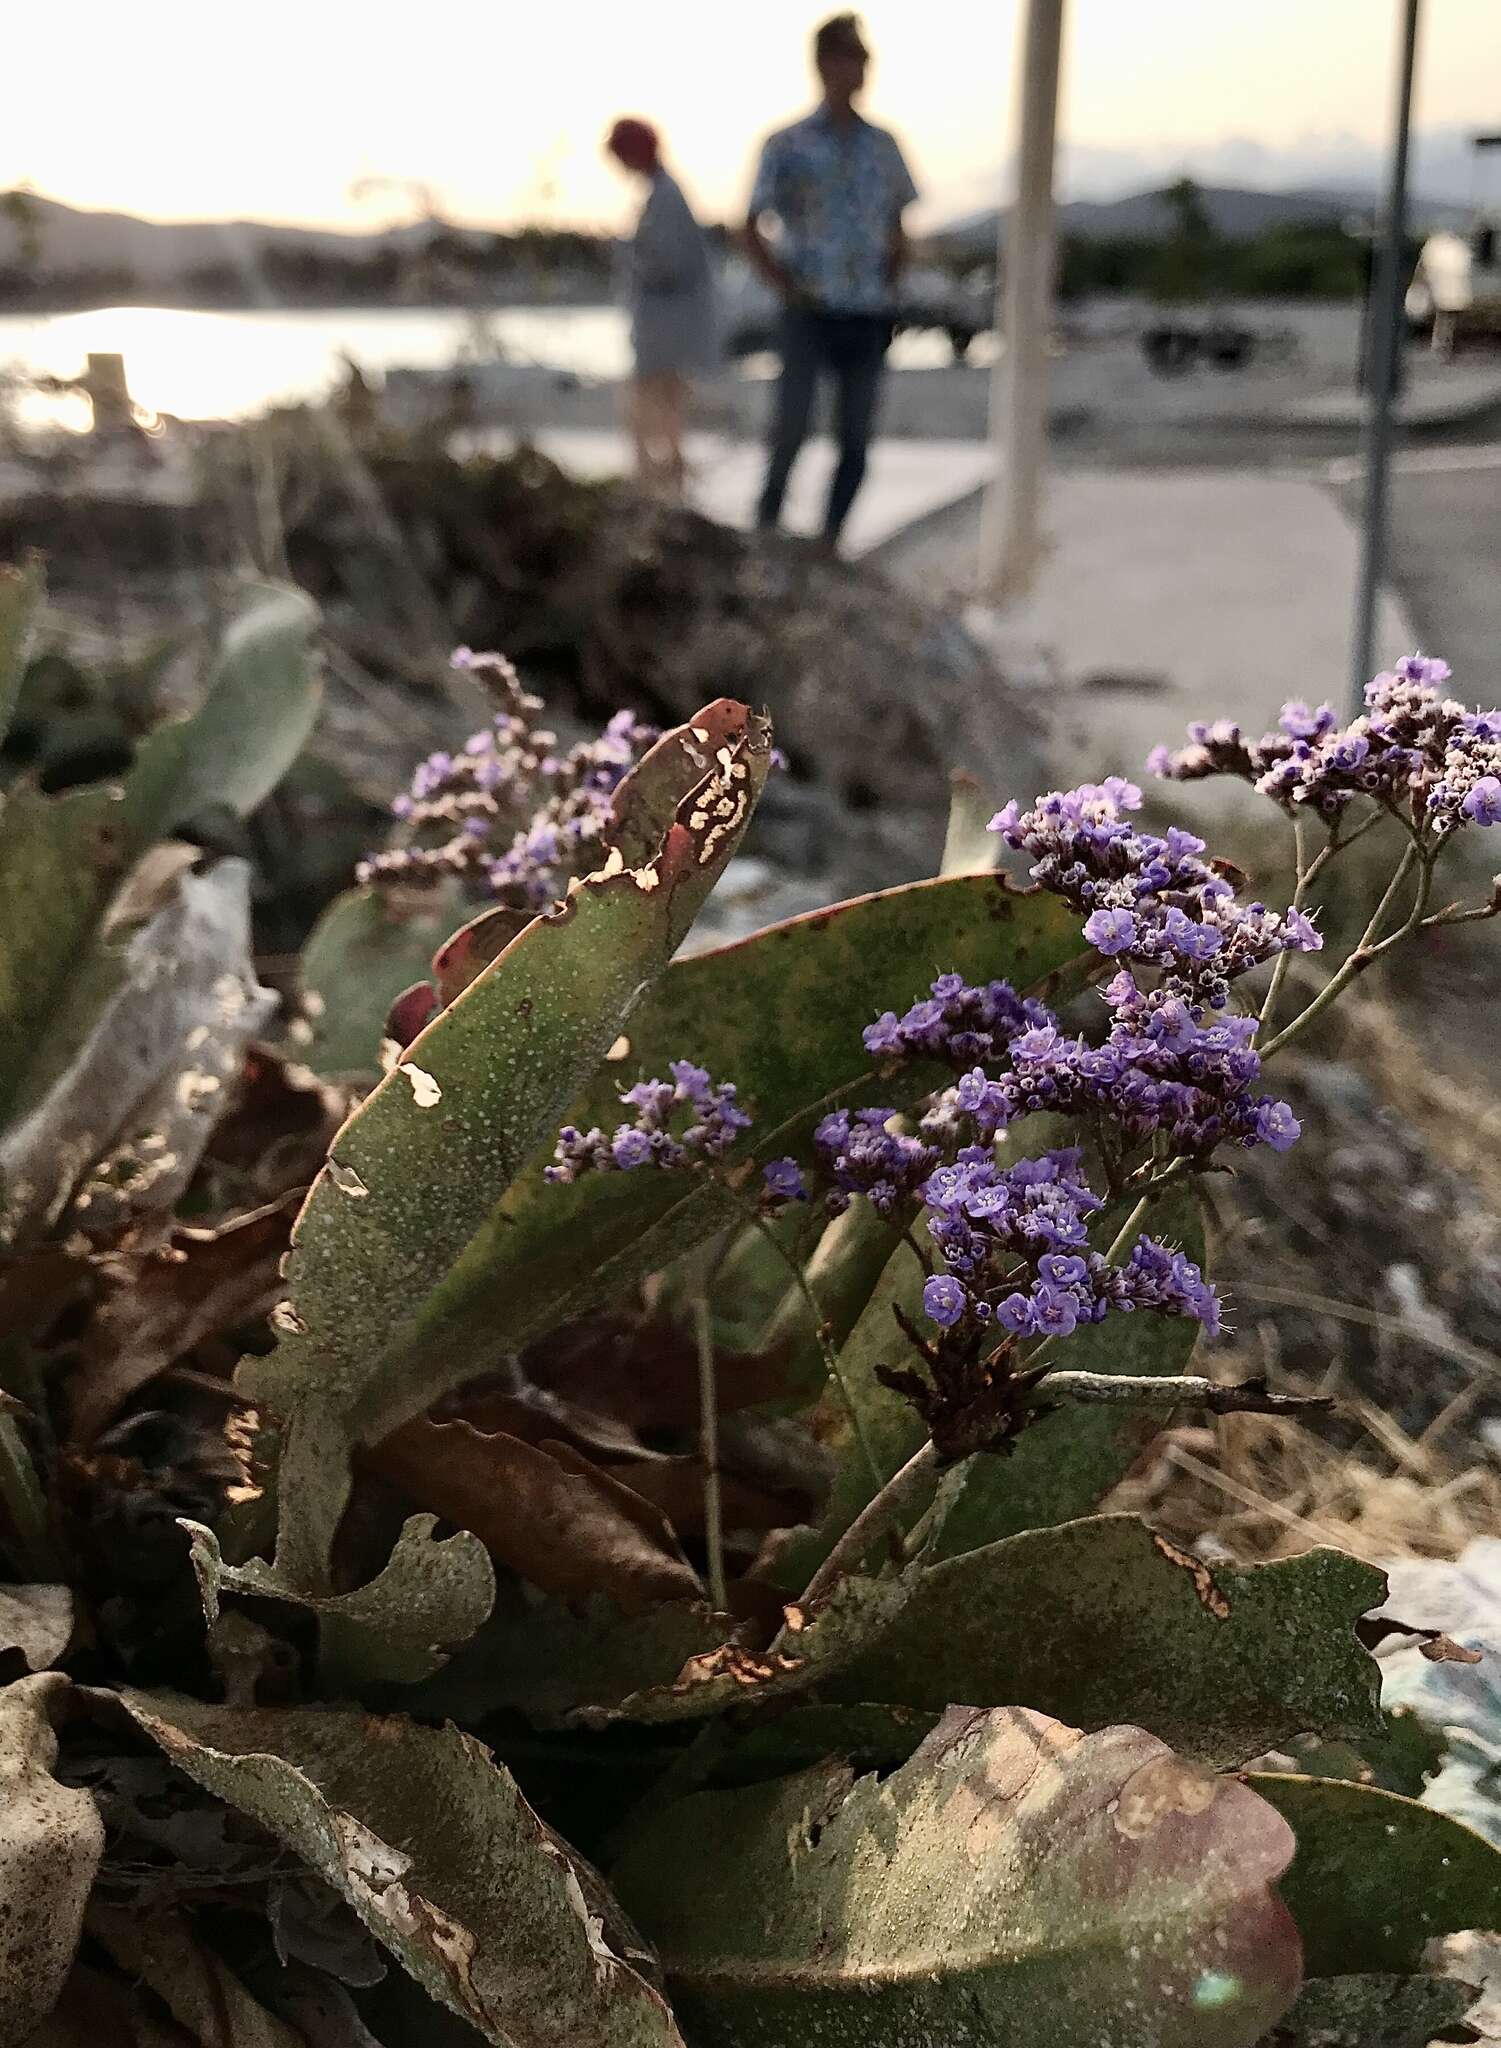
[0, 302, 961, 429]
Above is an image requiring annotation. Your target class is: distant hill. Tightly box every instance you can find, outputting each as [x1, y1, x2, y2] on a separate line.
[933, 182, 1471, 254]
[0, 192, 437, 294]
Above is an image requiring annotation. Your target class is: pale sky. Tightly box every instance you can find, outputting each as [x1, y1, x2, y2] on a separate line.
[9, 0, 1501, 232]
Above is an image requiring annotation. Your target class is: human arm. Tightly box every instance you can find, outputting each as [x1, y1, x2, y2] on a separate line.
[742, 134, 804, 302]
[884, 138, 920, 294]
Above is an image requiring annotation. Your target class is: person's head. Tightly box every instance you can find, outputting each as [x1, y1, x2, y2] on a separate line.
[814, 12, 869, 108]
[606, 118, 660, 177]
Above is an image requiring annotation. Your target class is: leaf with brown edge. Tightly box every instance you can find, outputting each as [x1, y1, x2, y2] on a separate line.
[611, 1705, 1303, 2048]
[243, 699, 771, 1598]
[110, 1690, 686, 2048]
[432, 904, 536, 1009]
[386, 872, 1090, 1417]
[70, 1194, 299, 1443]
[367, 1419, 705, 1613]
[822, 1516, 1384, 1769]
[580, 1568, 915, 1728]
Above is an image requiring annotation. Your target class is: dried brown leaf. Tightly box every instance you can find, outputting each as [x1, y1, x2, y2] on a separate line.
[366, 1419, 703, 1611]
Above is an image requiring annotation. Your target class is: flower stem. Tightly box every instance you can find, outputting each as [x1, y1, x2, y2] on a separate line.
[726, 1189, 883, 1492]
[1026, 1371, 1332, 1416]
[692, 1286, 728, 1614]
[797, 1439, 938, 1610]
[1259, 808, 1314, 1033]
[1103, 1194, 1151, 1265]
[1260, 841, 1429, 1060]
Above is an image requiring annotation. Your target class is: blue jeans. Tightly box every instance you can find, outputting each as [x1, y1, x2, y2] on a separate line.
[756, 307, 891, 543]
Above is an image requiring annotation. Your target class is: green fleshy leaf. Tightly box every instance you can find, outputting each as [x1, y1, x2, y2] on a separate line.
[183, 1514, 495, 1688]
[824, 1515, 1385, 1766]
[395, 874, 1090, 1407]
[588, 1568, 917, 1729]
[243, 703, 771, 1592]
[115, 1691, 685, 2048]
[1246, 1772, 1501, 1974]
[406, 1593, 729, 1730]
[707, 1702, 939, 1787]
[0, 784, 128, 1130]
[298, 880, 466, 1078]
[0, 584, 318, 1139]
[612, 1705, 1302, 2048]
[1257, 1972, 1479, 2047]
[0, 557, 43, 752]
[118, 582, 320, 848]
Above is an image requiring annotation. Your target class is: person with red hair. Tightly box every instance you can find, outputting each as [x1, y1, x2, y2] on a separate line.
[606, 117, 717, 500]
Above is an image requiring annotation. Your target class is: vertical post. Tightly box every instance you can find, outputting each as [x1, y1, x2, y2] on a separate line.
[1350, 0, 1421, 712]
[978, 0, 1067, 602]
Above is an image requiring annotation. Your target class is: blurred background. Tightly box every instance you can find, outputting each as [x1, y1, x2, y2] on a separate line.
[6, 0, 1501, 1896]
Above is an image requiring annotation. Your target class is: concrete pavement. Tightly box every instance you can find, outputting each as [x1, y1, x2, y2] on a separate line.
[877, 466, 1416, 809]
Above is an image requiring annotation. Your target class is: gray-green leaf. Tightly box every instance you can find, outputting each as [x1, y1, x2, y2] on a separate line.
[612, 1703, 1302, 2047]
[116, 1691, 685, 2048]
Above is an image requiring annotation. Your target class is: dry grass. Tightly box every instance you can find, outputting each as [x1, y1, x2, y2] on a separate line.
[1106, 1378, 1501, 1567]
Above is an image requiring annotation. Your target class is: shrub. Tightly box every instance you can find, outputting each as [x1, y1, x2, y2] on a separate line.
[1, 556, 1499, 2046]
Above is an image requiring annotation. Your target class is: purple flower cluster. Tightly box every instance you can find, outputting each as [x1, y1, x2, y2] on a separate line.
[1149, 654, 1501, 836]
[989, 779, 1321, 1007]
[928, 970, 1298, 1159]
[359, 650, 657, 909]
[811, 1109, 939, 1218]
[863, 973, 1052, 1068]
[915, 1145, 1220, 1340]
[546, 1062, 750, 1184]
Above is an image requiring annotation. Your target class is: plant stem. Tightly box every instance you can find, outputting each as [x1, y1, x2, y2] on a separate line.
[1259, 808, 1314, 1033]
[723, 1185, 883, 1491]
[692, 1287, 728, 1614]
[1102, 1194, 1151, 1265]
[797, 1439, 937, 1610]
[1026, 1371, 1332, 1416]
[1261, 841, 1428, 1060]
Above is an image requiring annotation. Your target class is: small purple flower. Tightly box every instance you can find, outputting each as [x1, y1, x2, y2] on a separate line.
[763, 1157, 809, 1203]
[1255, 1100, 1302, 1152]
[610, 1127, 654, 1170]
[1463, 776, 1501, 827]
[1031, 1284, 1079, 1337]
[996, 1292, 1037, 1335]
[863, 1011, 904, 1056]
[1084, 907, 1138, 956]
[923, 1274, 970, 1328]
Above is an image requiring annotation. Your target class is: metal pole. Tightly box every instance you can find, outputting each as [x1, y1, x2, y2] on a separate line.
[1350, 0, 1421, 713]
[979, 0, 1067, 602]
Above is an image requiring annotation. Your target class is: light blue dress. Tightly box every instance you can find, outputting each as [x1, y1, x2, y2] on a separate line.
[627, 169, 718, 377]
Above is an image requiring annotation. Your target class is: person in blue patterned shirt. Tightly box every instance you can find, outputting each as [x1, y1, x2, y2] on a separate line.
[744, 12, 918, 550]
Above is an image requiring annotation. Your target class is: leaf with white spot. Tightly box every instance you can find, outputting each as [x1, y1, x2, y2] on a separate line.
[612, 1704, 1302, 2048]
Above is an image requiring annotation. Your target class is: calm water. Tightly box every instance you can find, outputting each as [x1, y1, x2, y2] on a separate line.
[0, 304, 636, 428]
[0, 302, 960, 429]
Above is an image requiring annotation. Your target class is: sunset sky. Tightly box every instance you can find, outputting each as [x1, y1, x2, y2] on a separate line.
[10, 0, 1501, 232]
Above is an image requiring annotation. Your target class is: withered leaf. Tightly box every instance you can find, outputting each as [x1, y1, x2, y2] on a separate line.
[366, 1419, 703, 1612]
[70, 1195, 298, 1443]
